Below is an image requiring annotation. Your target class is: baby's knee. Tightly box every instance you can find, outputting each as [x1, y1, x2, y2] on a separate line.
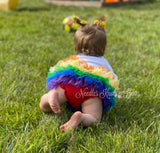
[39, 98, 45, 111]
[39, 94, 52, 113]
[39, 94, 47, 107]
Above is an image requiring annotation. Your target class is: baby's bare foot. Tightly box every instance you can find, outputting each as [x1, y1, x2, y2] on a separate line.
[60, 111, 82, 131]
[48, 91, 61, 114]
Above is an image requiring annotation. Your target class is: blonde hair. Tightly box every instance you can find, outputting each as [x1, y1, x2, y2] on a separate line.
[74, 16, 106, 56]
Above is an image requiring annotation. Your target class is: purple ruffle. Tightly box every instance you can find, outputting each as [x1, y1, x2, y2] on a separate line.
[47, 73, 116, 111]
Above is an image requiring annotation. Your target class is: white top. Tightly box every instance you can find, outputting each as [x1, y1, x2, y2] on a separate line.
[77, 55, 118, 79]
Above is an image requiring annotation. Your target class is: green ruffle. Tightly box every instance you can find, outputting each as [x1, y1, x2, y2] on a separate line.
[48, 64, 116, 92]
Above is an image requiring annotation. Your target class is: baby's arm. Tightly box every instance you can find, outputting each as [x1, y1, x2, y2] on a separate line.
[103, 57, 118, 79]
[103, 57, 122, 98]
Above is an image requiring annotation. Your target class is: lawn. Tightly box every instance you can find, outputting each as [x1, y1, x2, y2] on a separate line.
[0, 0, 160, 152]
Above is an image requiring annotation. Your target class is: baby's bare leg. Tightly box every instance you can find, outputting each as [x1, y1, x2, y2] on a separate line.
[60, 97, 102, 131]
[81, 97, 102, 126]
[40, 86, 67, 114]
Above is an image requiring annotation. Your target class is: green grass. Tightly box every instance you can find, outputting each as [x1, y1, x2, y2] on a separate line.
[0, 0, 160, 152]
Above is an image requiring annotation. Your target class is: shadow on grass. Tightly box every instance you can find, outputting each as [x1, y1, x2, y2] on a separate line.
[101, 95, 159, 132]
[45, 95, 158, 134]
[15, 7, 51, 12]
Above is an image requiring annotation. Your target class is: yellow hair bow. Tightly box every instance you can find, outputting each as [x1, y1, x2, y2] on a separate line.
[100, 21, 106, 29]
[94, 20, 106, 29]
[80, 20, 87, 25]
[94, 20, 99, 25]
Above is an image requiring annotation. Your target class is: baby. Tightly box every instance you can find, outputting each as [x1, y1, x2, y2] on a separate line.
[40, 16, 118, 131]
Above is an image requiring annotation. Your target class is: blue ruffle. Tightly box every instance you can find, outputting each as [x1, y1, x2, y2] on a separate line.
[47, 68, 116, 111]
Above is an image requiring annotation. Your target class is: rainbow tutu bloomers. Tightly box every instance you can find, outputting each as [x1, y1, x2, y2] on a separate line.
[47, 56, 118, 111]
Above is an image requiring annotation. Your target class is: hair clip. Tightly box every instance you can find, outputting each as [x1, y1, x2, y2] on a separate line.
[74, 17, 87, 26]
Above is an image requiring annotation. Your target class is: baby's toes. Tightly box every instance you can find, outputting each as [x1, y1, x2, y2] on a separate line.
[60, 124, 68, 131]
[50, 104, 61, 114]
